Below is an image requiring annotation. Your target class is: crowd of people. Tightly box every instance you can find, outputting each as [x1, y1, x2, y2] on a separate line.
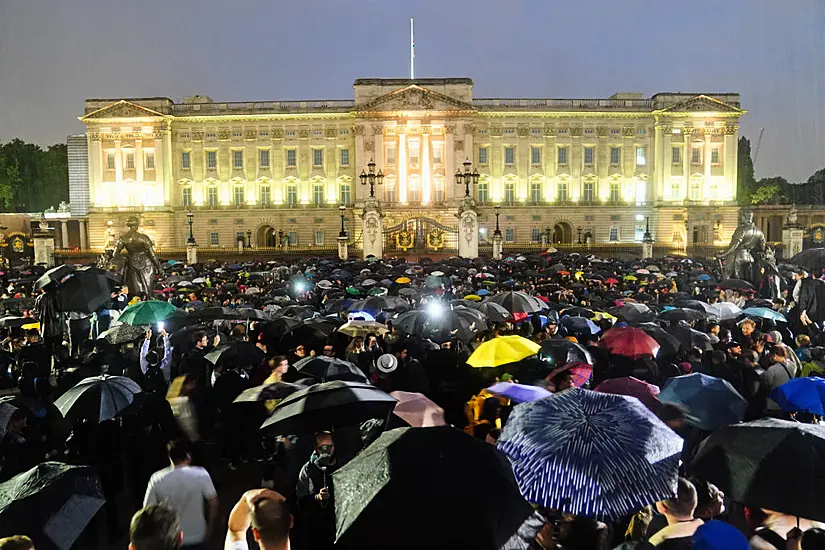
[0, 251, 824, 550]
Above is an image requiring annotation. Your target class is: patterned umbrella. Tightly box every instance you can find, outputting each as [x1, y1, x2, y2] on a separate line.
[54, 375, 143, 423]
[497, 388, 683, 519]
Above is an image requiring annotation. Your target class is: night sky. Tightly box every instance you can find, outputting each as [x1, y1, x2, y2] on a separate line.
[0, 0, 822, 182]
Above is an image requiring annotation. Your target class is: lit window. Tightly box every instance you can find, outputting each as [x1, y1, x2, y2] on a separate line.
[233, 150, 243, 169]
[530, 181, 542, 203]
[181, 151, 191, 169]
[210, 232, 219, 246]
[691, 147, 702, 165]
[232, 131, 242, 138]
[504, 147, 515, 165]
[477, 180, 489, 203]
[609, 181, 620, 202]
[479, 227, 489, 241]
[144, 151, 155, 170]
[315, 230, 325, 245]
[385, 185, 396, 203]
[478, 147, 488, 165]
[609, 227, 619, 242]
[558, 181, 568, 202]
[313, 183, 324, 205]
[259, 150, 270, 168]
[408, 176, 420, 203]
[106, 152, 115, 170]
[340, 183, 351, 205]
[340, 148, 350, 167]
[182, 187, 192, 207]
[504, 181, 515, 203]
[386, 145, 396, 165]
[672, 147, 681, 164]
[531, 147, 541, 165]
[285, 130, 296, 138]
[433, 142, 443, 165]
[409, 143, 420, 166]
[671, 179, 681, 200]
[288, 231, 297, 245]
[313, 149, 324, 167]
[584, 147, 595, 165]
[690, 179, 702, 201]
[207, 186, 218, 206]
[610, 147, 620, 165]
[558, 147, 568, 165]
[532, 228, 542, 242]
[206, 151, 217, 169]
[583, 181, 594, 202]
[505, 228, 515, 242]
[125, 151, 135, 169]
[233, 186, 244, 205]
[286, 184, 298, 205]
[711, 147, 720, 165]
[260, 185, 271, 205]
[339, 128, 350, 136]
[635, 147, 646, 166]
[637, 128, 646, 135]
[286, 149, 297, 167]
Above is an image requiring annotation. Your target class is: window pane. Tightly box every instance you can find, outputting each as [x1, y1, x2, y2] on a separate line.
[433, 143, 443, 165]
[478, 147, 488, 165]
[409, 144, 420, 165]
[531, 147, 541, 165]
[609, 227, 618, 241]
[504, 182, 515, 203]
[635, 147, 646, 166]
[313, 184, 324, 205]
[610, 147, 620, 165]
[583, 182, 594, 202]
[259, 150, 270, 168]
[504, 147, 515, 165]
[125, 152, 135, 169]
[386, 145, 396, 165]
[207, 187, 218, 206]
[287, 184, 298, 205]
[558, 182, 568, 202]
[711, 147, 720, 164]
[558, 147, 568, 165]
[340, 148, 350, 167]
[145, 152, 155, 170]
[477, 182, 488, 203]
[505, 228, 515, 242]
[691, 147, 701, 164]
[313, 149, 324, 167]
[609, 182, 620, 202]
[233, 150, 243, 168]
[181, 152, 190, 169]
[207, 151, 217, 169]
[260, 185, 271, 205]
[106, 153, 115, 170]
[286, 150, 297, 167]
[315, 230, 324, 245]
[233, 186, 244, 205]
[584, 147, 594, 165]
[672, 147, 681, 164]
[532, 228, 541, 242]
[210, 232, 219, 246]
[182, 187, 191, 207]
[531, 182, 541, 203]
[288, 231, 297, 245]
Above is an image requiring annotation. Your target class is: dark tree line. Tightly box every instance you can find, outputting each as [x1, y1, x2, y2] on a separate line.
[0, 139, 69, 212]
[737, 136, 825, 206]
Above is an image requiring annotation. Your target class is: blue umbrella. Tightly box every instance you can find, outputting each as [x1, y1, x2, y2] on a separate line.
[743, 307, 787, 323]
[658, 373, 747, 431]
[476, 289, 490, 296]
[697, 274, 713, 281]
[770, 377, 825, 416]
[487, 382, 552, 403]
[497, 388, 683, 520]
[560, 315, 601, 335]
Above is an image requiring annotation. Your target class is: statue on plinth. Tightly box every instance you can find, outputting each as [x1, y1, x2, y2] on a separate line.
[719, 209, 780, 299]
[115, 216, 161, 297]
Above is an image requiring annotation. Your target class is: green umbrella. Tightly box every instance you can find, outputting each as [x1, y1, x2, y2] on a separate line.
[119, 301, 179, 326]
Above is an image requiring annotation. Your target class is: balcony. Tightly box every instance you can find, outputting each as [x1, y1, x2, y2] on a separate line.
[171, 100, 355, 116]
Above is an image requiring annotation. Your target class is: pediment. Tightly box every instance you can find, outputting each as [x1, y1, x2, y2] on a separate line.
[355, 85, 475, 113]
[81, 100, 166, 121]
[657, 95, 743, 114]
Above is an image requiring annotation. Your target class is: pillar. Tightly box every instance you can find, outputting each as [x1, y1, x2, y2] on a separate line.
[60, 221, 69, 248]
[79, 220, 88, 250]
[783, 208, 803, 260]
[186, 242, 198, 265]
[457, 197, 479, 259]
[492, 233, 503, 260]
[33, 220, 55, 267]
[421, 131, 431, 205]
[361, 197, 384, 259]
[338, 236, 349, 260]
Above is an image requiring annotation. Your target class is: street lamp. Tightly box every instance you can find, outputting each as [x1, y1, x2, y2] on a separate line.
[339, 204, 347, 238]
[577, 226, 583, 244]
[246, 229, 252, 249]
[186, 210, 195, 244]
[278, 229, 284, 248]
[454, 158, 480, 198]
[494, 205, 502, 237]
[359, 159, 384, 198]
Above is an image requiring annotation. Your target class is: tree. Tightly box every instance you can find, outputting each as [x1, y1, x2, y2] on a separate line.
[0, 139, 68, 212]
[737, 136, 758, 205]
[750, 177, 786, 205]
[0, 156, 21, 209]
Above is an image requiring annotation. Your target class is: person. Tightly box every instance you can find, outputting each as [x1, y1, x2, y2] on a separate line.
[393, 346, 430, 395]
[763, 344, 798, 399]
[749, 509, 821, 550]
[225, 489, 292, 550]
[549, 369, 575, 392]
[648, 477, 703, 548]
[179, 332, 210, 384]
[141, 328, 172, 392]
[144, 439, 219, 550]
[67, 311, 92, 359]
[690, 520, 748, 550]
[17, 329, 50, 380]
[129, 504, 183, 550]
[0, 536, 34, 550]
[295, 431, 338, 550]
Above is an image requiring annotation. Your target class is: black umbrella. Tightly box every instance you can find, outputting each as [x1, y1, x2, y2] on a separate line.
[260, 380, 396, 435]
[539, 339, 593, 366]
[665, 325, 713, 351]
[205, 342, 266, 368]
[0, 297, 36, 314]
[189, 306, 246, 321]
[608, 303, 656, 324]
[276, 305, 318, 321]
[97, 324, 146, 345]
[471, 301, 511, 323]
[236, 307, 272, 321]
[393, 306, 486, 343]
[791, 248, 825, 273]
[0, 316, 31, 329]
[0, 462, 104, 550]
[333, 427, 534, 550]
[689, 418, 825, 521]
[233, 381, 304, 403]
[485, 291, 545, 314]
[54, 375, 143, 423]
[262, 317, 302, 342]
[718, 279, 754, 291]
[348, 296, 409, 314]
[638, 324, 682, 356]
[293, 356, 368, 383]
[659, 308, 708, 323]
[33, 264, 74, 291]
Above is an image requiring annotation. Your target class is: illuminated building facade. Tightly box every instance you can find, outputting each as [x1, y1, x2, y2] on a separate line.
[77, 78, 744, 252]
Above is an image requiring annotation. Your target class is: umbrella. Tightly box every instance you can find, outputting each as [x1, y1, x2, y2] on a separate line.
[539, 339, 593, 366]
[260, 380, 397, 435]
[718, 279, 754, 291]
[0, 403, 17, 438]
[791, 248, 825, 272]
[713, 302, 744, 321]
[608, 303, 656, 324]
[97, 324, 147, 345]
[485, 291, 546, 314]
[205, 342, 266, 368]
[0, 462, 104, 550]
[471, 301, 511, 323]
[743, 307, 787, 323]
[547, 361, 593, 389]
[466, 335, 540, 368]
[337, 320, 389, 337]
[637, 324, 682, 357]
[599, 327, 660, 358]
[54, 375, 142, 423]
[659, 308, 708, 323]
[658, 373, 747, 431]
[594, 377, 661, 413]
[665, 325, 713, 352]
[293, 356, 368, 383]
[689, 418, 825, 521]
[348, 296, 408, 314]
[559, 316, 601, 336]
[497, 388, 683, 520]
[769, 377, 825, 416]
[487, 382, 552, 403]
[33, 264, 75, 291]
[390, 392, 446, 427]
[392, 306, 486, 343]
[119, 301, 179, 326]
[333, 427, 534, 550]
[0, 316, 31, 329]
[233, 381, 304, 404]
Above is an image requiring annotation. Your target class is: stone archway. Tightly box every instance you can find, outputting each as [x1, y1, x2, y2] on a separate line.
[256, 225, 278, 247]
[551, 222, 573, 244]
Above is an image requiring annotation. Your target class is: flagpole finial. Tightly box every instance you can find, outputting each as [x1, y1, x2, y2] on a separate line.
[410, 17, 415, 80]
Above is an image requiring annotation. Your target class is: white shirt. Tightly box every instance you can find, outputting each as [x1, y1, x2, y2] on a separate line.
[144, 465, 217, 545]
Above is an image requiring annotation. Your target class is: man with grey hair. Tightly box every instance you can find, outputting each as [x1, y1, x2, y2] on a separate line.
[129, 504, 182, 550]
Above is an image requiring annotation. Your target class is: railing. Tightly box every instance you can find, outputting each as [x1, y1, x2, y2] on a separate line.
[171, 100, 355, 115]
[473, 98, 654, 110]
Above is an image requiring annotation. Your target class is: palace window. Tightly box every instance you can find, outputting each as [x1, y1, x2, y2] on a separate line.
[206, 186, 218, 207]
[313, 149, 324, 167]
[206, 151, 217, 169]
[385, 185, 396, 203]
[232, 131, 242, 138]
[408, 175, 421, 203]
[610, 147, 620, 165]
[260, 185, 271, 205]
[672, 146, 681, 164]
[504, 146, 515, 166]
[478, 147, 488, 165]
[609, 181, 620, 202]
[477, 180, 489, 204]
[584, 128, 595, 135]
[125, 151, 135, 170]
[285, 130, 296, 138]
[340, 183, 351, 205]
[106, 152, 115, 170]
[711, 146, 720, 165]
[210, 232, 219, 246]
[181, 151, 191, 169]
[671, 179, 681, 200]
[558, 181, 568, 202]
[259, 150, 270, 168]
[286, 184, 298, 205]
[504, 181, 515, 204]
[409, 143, 420, 166]
[532, 228, 542, 242]
[504, 128, 516, 136]
[609, 227, 619, 242]
[386, 144, 396, 165]
[432, 142, 443, 165]
[182, 187, 192, 208]
[531, 147, 541, 166]
[691, 146, 702, 165]
[315, 230, 325, 246]
[610, 128, 621, 135]
[340, 148, 350, 167]
[690, 179, 702, 201]
[286, 149, 297, 167]
[313, 183, 324, 205]
[558, 147, 568, 165]
[233, 150, 243, 169]
[233, 186, 244, 205]
[288, 231, 297, 245]
[584, 147, 595, 166]
[259, 129, 269, 137]
[583, 181, 595, 203]
[530, 181, 542, 203]
[505, 228, 515, 242]
[312, 129, 323, 138]
[144, 151, 155, 170]
[635, 147, 646, 166]
[531, 128, 542, 136]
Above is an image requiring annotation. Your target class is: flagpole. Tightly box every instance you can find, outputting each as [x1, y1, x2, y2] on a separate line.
[410, 17, 415, 80]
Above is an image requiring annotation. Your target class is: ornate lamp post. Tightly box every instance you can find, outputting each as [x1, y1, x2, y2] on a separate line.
[339, 204, 347, 238]
[494, 206, 502, 238]
[642, 217, 654, 260]
[185, 210, 198, 264]
[359, 159, 384, 198]
[454, 158, 480, 198]
[246, 229, 252, 249]
[577, 226, 583, 244]
[338, 204, 349, 260]
[492, 205, 503, 260]
[278, 229, 285, 249]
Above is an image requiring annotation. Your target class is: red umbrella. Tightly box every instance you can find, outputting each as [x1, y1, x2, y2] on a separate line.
[547, 361, 593, 389]
[599, 327, 660, 358]
[595, 377, 661, 412]
[605, 277, 619, 285]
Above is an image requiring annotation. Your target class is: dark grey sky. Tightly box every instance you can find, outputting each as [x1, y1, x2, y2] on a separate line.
[0, 0, 822, 181]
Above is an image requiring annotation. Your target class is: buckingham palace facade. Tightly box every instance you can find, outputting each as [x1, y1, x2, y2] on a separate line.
[74, 77, 745, 254]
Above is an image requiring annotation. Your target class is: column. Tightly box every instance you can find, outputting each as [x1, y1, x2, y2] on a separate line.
[662, 131, 672, 202]
[724, 128, 738, 201]
[162, 127, 174, 205]
[114, 139, 123, 205]
[398, 132, 407, 203]
[421, 131, 431, 205]
[79, 220, 88, 250]
[682, 134, 690, 200]
[89, 135, 103, 206]
[60, 221, 69, 248]
[653, 124, 663, 203]
[135, 139, 144, 183]
[704, 130, 712, 199]
[444, 126, 455, 200]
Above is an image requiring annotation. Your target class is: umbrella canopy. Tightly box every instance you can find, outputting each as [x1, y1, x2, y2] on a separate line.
[638, 324, 682, 357]
[0, 462, 105, 550]
[791, 248, 825, 272]
[608, 303, 656, 323]
[658, 373, 747, 431]
[769, 377, 825, 416]
[260, 380, 396, 435]
[390, 391, 446, 427]
[713, 302, 744, 321]
[665, 325, 713, 352]
[205, 342, 266, 368]
[485, 291, 546, 314]
[393, 306, 486, 343]
[54, 375, 143, 423]
[487, 382, 552, 403]
[293, 356, 368, 383]
[539, 339, 593, 366]
[119, 301, 179, 326]
[337, 320, 389, 337]
[690, 418, 825, 521]
[743, 307, 787, 323]
[33, 264, 74, 291]
[97, 324, 147, 345]
[471, 301, 511, 323]
[595, 377, 661, 413]
[547, 362, 593, 389]
[559, 316, 601, 336]
[497, 388, 683, 520]
[659, 308, 708, 323]
[718, 279, 754, 291]
[233, 381, 304, 404]
[599, 327, 660, 358]
[333, 427, 534, 550]
[348, 296, 409, 314]
[56, 268, 113, 314]
[467, 335, 540, 368]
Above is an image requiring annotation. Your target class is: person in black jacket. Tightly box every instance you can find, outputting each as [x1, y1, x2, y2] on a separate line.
[295, 431, 338, 550]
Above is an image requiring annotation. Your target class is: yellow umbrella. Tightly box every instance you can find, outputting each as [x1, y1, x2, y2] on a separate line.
[467, 335, 541, 368]
[21, 322, 40, 330]
[574, 271, 584, 281]
[395, 277, 411, 284]
[623, 275, 638, 281]
[592, 311, 617, 322]
[464, 294, 482, 302]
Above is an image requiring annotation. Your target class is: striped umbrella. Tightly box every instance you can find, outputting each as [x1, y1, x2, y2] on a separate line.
[497, 388, 683, 520]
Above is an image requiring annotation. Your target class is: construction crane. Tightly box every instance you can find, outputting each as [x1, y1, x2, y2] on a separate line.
[753, 128, 765, 164]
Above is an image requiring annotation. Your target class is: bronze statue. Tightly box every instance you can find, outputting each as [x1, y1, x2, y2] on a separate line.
[719, 209, 780, 299]
[115, 216, 161, 297]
